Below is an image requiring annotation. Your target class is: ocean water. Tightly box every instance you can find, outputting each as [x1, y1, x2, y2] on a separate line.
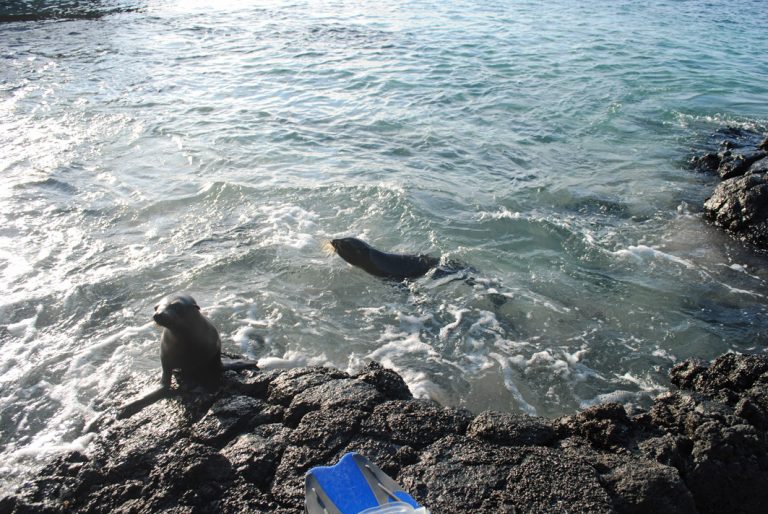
[1, 0, 768, 491]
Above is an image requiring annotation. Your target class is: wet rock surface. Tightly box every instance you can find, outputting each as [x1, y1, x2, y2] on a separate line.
[690, 126, 768, 249]
[3, 355, 768, 513]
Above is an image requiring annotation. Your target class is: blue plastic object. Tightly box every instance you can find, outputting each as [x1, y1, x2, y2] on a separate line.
[305, 452, 422, 514]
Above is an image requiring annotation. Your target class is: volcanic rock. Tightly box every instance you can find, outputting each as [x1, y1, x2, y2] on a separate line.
[3, 354, 768, 513]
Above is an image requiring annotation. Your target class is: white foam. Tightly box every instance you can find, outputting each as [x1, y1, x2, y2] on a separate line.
[358, 306, 388, 316]
[397, 312, 433, 332]
[362, 325, 454, 402]
[366, 356, 448, 404]
[579, 389, 639, 409]
[219, 295, 284, 329]
[722, 284, 765, 298]
[468, 309, 503, 336]
[674, 112, 763, 132]
[460, 348, 495, 373]
[68, 322, 157, 370]
[616, 372, 666, 394]
[394, 369, 447, 403]
[257, 350, 332, 370]
[1, 336, 139, 478]
[651, 348, 677, 362]
[478, 207, 521, 220]
[5, 304, 42, 342]
[507, 345, 605, 392]
[488, 352, 537, 415]
[579, 370, 668, 410]
[11, 431, 97, 459]
[254, 203, 319, 250]
[368, 330, 440, 361]
[0, 246, 33, 284]
[231, 325, 267, 356]
[611, 244, 696, 269]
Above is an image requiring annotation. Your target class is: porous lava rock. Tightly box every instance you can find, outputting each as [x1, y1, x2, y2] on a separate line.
[691, 126, 768, 249]
[3, 355, 768, 513]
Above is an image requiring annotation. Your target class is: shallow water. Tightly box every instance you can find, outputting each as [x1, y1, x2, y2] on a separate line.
[1, 0, 768, 491]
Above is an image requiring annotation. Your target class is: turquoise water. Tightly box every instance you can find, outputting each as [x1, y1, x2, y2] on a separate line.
[1, 0, 768, 490]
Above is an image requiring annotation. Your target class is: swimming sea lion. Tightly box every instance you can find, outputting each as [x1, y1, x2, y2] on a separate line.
[117, 294, 257, 419]
[330, 237, 442, 281]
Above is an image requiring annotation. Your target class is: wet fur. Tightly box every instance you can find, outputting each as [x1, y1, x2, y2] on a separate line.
[117, 294, 258, 419]
[330, 237, 441, 281]
[154, 294, 222, 388]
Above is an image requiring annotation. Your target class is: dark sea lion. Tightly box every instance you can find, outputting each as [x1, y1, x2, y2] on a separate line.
[328, 238, 508, 308]
[154, 293, 222, 388]
[117, 294, 257, 419]
[330, 237, 444, 281]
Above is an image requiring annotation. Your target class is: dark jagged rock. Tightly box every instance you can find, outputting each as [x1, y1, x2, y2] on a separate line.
[671, 352, 768, 395]
[691, 126, 768, 250]
[690, 152, 721, 173]
[749, 157, 768, 175]
[192, 396, 283, 447]
[400, 435, 615, 513]
[361, 399, 473, 449]
[3, 356, 768, 513]
[357, 360, 413, 400]
[599, 457, 697, 513]
[704, 173, 768, 246]
[267, 366, 348, 406]
[220, 433, 283, 489]
[651, 353, 768, 513]
[559, 403, 633, 450]
[638, 433, 693, 470]
[712, 151, 767, 180]
[285, 378, 383, 426]
[467, 410, 555, 446]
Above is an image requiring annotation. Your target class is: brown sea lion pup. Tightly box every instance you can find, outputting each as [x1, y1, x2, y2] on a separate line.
[117, 294, 257, 419]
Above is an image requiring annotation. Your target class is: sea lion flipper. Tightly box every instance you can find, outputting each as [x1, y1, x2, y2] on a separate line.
[116, 386, 173, 420]
[160, 367, 171, 388]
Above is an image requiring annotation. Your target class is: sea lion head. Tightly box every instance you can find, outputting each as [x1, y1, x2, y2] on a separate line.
[330, 237, 373, 268]
[153, 294, 201, 331]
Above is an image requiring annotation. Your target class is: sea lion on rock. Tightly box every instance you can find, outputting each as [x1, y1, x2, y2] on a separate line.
[155, 293, 222, 388]
[330, 237, 461, 281]
[117, 294, 257, 419]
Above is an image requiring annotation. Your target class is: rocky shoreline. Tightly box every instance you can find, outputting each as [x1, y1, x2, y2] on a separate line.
[691, 127, 768, 249]
[2, 353, 768, 513]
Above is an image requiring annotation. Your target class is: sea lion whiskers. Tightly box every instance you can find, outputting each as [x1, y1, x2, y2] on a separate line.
[321, 240, 336, 255]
